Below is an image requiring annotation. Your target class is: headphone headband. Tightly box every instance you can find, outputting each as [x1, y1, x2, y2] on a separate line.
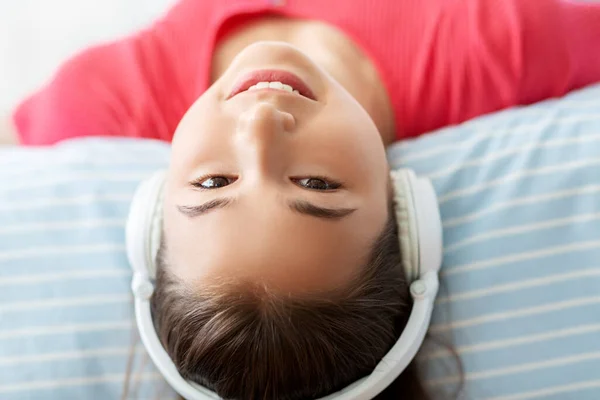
[126, 169, 443, 400]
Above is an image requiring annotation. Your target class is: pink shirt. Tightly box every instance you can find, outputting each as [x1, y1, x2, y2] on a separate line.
[13, 0, 600, 145]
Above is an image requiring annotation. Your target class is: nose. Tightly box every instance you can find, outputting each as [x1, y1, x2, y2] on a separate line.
[236, 102, 295, 177]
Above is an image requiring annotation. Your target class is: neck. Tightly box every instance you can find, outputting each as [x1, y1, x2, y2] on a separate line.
[211, 17, 396, 145]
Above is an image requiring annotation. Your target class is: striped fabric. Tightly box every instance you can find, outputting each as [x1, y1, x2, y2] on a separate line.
[1, 82, 599, 399]
[0, 139, 177, 399]
[388, 83, 600, 400]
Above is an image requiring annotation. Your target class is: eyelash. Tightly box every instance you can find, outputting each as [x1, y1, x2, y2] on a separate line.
[190, 175, 238, 190]
[189, 175, 343, 191]
[290, 176, 343, 191]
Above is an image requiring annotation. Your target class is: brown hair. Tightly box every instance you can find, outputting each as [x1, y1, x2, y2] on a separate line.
[150, 214, 431, 400]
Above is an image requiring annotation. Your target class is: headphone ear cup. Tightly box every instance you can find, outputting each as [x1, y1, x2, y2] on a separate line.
[390, 169, 420, 283]
[148, 184, 165, 279]
[126, 171, 166, 282]
[412, 176, 443, 276]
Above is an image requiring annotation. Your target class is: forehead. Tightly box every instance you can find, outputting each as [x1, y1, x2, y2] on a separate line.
[163, 198, 384, 293]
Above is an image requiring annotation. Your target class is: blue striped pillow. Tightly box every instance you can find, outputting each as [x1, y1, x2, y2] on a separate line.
[0, 139, 176, 399]
[1, 83, 599, 400]
[388, 83, 600, 400]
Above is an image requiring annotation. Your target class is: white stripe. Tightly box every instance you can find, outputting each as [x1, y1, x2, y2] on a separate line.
[0, 159, 164, 173]
[0, 372, 163, 393]
[0, 269, 130, 286]
[438, 158, 600, 204]
[436, 269, 600, 304]
[443, 184, 600, 228]
[444, 213, 600, 253]
[0, 194, 131, 213]
[392, 99, 600, 153]
[463, 99, 600, 127]
[428, 132, 600, 180]
[0, 218, 125, 235]
[444, 240, 600, 276]
[478, 98, 600, 115]
[0, 294, 130, 314]
[0, 243, 125, 262]
[427, 352, 600, 387]
[0, 144, 168, 167]
[429, 296, 600, 333]
[0, 321, 131, 340]
[486, 380, 600, 400]
[0, 346, 145, 366]
[399, 114, 600, 163]
[0, 165, 163, 182]
[423, 324, 600, 360]
[1, 172, 148, 193]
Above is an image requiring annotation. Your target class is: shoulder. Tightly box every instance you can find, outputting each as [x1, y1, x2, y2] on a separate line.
[0, 115, 17, 145]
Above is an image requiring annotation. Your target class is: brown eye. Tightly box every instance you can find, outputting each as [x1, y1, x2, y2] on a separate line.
[295, 178, 341, 191]
[192, 176, 236, 189]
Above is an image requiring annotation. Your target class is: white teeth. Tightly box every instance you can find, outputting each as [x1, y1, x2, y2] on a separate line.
[243, 81, 302, 96]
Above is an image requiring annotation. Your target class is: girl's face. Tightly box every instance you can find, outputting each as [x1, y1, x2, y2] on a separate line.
[163, 42, 390, 293]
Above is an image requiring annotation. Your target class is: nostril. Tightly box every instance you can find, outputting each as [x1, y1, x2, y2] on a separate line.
[236, 102, 293, 142]
[282, 112, 296, 132]
[238, 103, 294, 128]
[238, 102, 277, 125]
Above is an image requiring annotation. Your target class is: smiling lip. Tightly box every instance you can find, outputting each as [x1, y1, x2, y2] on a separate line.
[227, 69, 317, 100]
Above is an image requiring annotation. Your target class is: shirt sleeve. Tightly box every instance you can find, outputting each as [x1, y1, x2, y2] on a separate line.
[509, 0, 600, 104]
[12, 0, 211, 146]
[405, 0, 600, 136]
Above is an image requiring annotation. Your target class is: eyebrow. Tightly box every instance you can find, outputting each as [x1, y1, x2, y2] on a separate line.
[177, 198, 235, 218]
[177, 198, 356, 220]
[289, 200, 356, 220]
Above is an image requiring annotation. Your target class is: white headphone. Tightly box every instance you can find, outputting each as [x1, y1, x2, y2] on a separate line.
[126, 168, 443, 400]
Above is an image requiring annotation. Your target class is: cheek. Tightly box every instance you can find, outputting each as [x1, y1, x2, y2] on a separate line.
[170, 103, 234, 171]
[172, 97, 222, 147]
[321, 93, 385, 151]
[309, 105, 388, 184]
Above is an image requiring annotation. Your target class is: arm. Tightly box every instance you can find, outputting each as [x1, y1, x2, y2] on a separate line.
[509, 0, 600, 104]
[431, 0, 600, 128]
[12, 0, 212, 146]
[0, 116, 17, 145]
